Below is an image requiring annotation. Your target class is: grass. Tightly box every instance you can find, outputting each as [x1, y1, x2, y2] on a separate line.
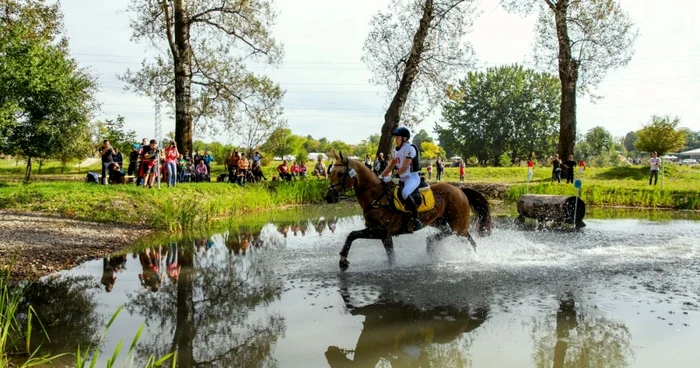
[0, 180, 329, 232]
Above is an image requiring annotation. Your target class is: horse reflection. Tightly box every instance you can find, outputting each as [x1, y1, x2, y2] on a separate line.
[326, 298, 488, 367]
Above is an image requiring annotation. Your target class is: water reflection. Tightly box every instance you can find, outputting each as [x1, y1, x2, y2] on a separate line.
[125, 235, 285, 367]
[326, 282, 489, 367]
[533, 295, 634, 368]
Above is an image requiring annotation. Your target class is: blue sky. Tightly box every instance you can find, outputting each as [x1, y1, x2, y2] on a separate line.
[60, 0, 699, 145]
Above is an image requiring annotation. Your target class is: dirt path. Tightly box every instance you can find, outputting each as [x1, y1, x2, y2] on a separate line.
[0, 211, 151, 281]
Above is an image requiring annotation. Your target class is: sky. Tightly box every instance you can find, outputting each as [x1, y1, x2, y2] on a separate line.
[59, 0, 700, 145]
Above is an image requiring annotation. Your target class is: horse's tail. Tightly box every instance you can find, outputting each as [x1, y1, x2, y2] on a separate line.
[461, 188, 492, 236]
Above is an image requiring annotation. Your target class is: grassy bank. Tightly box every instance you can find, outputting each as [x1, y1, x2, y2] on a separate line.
[0, 181, 329, 232]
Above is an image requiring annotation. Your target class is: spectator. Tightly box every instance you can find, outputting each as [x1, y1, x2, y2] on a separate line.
[230, 151, 240, 183]
[364, 154, 372, 170]
[238, 153, 250, 184]
[164, 141, 179, 187]
[578, 159, 586, 175]
[112, 147, 123, 167]
[135, 138, 148, 186]
[202, 150, 214, 176]
[252, 151, 263, 165]
[277, 160, 292, 181]
[435, 157, 444, 181]
[183, 149, 192, 163]
[177, 154, 187, 183]
[290, 161, 300, 180]
[99, 140, 115, 185]
[185, 160, 195, 182]
[426, 163, 433, 181]
[299, 161, 308, 180]
[649, 151, 660, 186]
[373, 153, 386, 176]
[140, 139, 160, 188]
[551, 154, 562, 183]
[193, 149, 202, 165]
[459, 159, 465, 182]
[563, 155, 576, 184]
[312, 157, 326, 179]
[195, 160, 208, 182]
[128, 144, 139, 176]
[225, 151, 236, 182]
[251, 160, 267, 182]
[108, 162, 126, 184]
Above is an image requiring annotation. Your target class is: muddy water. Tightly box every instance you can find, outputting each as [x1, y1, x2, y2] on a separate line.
[27, 206, 700, 367]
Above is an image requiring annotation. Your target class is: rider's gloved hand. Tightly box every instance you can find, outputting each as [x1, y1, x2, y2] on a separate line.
[381, 175, 391, 183]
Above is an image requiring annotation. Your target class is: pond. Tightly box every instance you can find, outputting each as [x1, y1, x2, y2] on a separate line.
[24, 205, 700, 367]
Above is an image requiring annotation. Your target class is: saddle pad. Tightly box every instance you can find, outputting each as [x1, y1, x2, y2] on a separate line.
[393, 186, 436, 213]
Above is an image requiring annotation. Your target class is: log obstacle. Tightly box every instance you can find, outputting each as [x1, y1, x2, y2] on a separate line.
[516, 194, 586, 228]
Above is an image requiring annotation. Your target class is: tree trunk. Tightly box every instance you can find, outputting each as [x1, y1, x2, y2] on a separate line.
[61, 158, 66, 174]
[553, 1, 579, 160]
[24, 156, 32, 182]
[38, 159, 43, 174]
[174, 250, 195, 366]
[377, 0, 435, 157]
[173, 0, 194, 155]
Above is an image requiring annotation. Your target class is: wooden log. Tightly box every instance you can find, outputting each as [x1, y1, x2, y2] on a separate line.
[516, 194, 585, 228]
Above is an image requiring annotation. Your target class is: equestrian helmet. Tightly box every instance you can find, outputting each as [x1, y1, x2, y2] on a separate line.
[391, 127, 411, 139]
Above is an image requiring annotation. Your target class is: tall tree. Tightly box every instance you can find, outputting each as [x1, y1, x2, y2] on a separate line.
[583, 126, 614, 156]
[504, 0, 638, 159]
[681, 128, 700, 151]
[411, 129, 433, 149]
[635, 115, 687, 155]
[122, 0, 284, 154]
[438, 65, 560, 165]
[623, 131, 638, 153]
[363, 0, 478, 157]
[0, 1, 98, 182]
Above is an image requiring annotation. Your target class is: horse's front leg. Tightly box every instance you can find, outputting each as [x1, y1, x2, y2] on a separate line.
[339, 227, 388, 271]
[382, 236, 395, 267]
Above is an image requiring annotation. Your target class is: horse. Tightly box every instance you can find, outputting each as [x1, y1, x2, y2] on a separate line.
[324, 151, 492, 271]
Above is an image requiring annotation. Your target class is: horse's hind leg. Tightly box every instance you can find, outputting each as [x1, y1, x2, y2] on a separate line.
[426, 226, 452, 253]
[465, 233, 477, 252]
[382, 236, 395, 267]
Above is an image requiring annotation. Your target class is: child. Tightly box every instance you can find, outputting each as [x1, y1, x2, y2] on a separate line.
[458, 159, 465, 182]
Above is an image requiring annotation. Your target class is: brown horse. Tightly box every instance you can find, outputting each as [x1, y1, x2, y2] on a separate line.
[324, 152, 492, 271]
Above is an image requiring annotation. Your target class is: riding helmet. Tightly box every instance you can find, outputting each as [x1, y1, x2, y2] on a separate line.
[391, 127, 411, 139]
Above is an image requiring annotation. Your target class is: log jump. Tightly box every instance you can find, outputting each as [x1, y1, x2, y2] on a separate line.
[515, 194, 586, 229]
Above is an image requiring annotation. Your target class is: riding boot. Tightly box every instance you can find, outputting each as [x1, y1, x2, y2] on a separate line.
[403, 195, 423, 231]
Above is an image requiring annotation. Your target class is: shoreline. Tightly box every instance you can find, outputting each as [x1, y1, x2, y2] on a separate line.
[0, 211, 151, 281]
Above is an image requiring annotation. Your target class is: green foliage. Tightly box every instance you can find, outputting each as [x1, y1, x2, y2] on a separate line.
[438, 64, 560, 165]
[420, 141, 445, 160]
[635, 115, 687, 155]
[498, 152, 513, 167]
[98, 116, 137, 155]
[623, 131, 638, 153]
[0, 2, 98, 181]
[681, 128, 700, 151]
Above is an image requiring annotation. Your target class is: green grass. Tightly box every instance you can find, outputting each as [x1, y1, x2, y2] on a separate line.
[0, 180, 329, 232]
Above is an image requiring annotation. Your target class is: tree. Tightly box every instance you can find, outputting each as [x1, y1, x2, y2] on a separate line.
[623, 131, 638, 153]
[53, 120, 93, 173]
[237, 110, 287, 156]
[583, 126, 614, 156]
[420, 141, 445, 160]
[635, 115, 687, 155]
[681, 128, 700, 151]
[504, 0, 638, 159]
[363, 0, 478, 157]
[411, 129, 433, 149]
[437, 65, 560, 166]
[0, 2, 98, 182]
[100, 115, 137, 155]
[122, 0, 285, 155]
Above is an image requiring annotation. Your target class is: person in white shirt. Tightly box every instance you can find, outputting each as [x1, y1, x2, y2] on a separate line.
[380, 127, 423, 231]
[649, 151, 660, 185]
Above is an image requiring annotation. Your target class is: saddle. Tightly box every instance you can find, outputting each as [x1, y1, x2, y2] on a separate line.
[392, 179, 435, 213]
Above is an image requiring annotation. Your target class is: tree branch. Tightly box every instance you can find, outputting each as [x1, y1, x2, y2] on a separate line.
[543, 0, 555, 10]
[194, 19, 269, 56]
[161, 0, 179, 59]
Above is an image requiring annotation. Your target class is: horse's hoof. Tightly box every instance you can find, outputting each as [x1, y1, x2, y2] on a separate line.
[339, 258, 350, 272]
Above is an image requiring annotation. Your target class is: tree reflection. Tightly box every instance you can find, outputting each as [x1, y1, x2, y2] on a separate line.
[20, 275, 100, 353]
[532, 295, 633, 368]
[326, 286, 488, 368]
[127, 237, 285, 367]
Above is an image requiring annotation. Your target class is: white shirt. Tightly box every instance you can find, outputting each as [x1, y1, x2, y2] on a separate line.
[649, 157, 660, 170]
[394, 143, 417, 179]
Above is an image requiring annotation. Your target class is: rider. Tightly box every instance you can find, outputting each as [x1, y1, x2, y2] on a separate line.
[380, 127, 423, 231]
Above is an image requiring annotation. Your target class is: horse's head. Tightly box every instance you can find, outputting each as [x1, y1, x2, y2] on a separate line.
[325, 151, 357, 204]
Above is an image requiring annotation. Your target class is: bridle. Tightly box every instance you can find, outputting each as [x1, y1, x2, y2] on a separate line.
[327, 162, 357, 200]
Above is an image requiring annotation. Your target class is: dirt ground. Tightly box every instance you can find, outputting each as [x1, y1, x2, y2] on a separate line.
[0, 211, 151, 281]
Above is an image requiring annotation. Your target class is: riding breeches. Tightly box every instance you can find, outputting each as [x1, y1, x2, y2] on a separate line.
[400, 173, 420, 200]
